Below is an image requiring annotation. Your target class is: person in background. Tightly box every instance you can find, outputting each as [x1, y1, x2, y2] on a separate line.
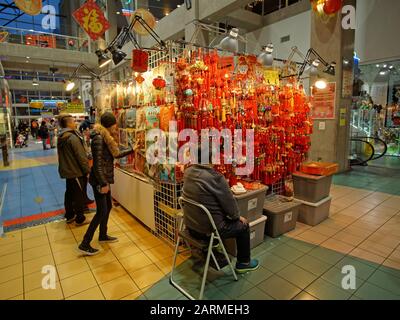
[57, 114, 90, 226]
[31, 120, 38, 139]
[79, 112, 134, 255]
[48, 119, 56, 149]
[182, 145, 260, 274]
[82, 127, 95, 212]
[0, 134, 9, 167]
[79, 116, 91, 134]
[38, 121, 49, 150]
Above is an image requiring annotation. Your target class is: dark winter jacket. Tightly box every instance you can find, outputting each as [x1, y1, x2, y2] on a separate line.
[89, 124, 133, 188]
[38, 125, 49, 139]
[57, 128, 90, 179]
[182, 165, 240, 234]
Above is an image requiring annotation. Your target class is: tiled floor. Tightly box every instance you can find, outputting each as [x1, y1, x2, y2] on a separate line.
[0, 207, 188, 300]
[1, 145, 400, 300]
[1, 184, 399, 300]
[0, 141, 93, 229]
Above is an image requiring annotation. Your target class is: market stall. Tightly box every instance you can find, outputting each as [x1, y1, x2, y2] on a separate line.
[95, 42, 314, 245]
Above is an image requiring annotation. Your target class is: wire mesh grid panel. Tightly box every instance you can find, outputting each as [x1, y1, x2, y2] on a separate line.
[154, 181, 184, 246]
[269, 179, 285, 196]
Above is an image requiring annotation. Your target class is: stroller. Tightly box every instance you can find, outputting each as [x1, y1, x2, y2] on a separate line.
[15, 132, 28, 148]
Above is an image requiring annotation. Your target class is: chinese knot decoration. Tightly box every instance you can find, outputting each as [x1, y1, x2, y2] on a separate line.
[310, 0, 342, 16]
[73, 0, 110, 41]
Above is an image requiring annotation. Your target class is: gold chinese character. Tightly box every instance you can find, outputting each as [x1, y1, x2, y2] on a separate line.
[82, 8, 103, 34]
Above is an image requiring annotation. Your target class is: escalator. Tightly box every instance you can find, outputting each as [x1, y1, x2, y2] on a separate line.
[349, 136, 388, 166]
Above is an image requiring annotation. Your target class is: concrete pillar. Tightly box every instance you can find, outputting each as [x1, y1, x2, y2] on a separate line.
[308, 0, 356, 172]
[105, 0, 118, 44]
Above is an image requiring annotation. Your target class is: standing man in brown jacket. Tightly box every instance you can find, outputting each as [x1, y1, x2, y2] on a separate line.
[57, 114, 90, 226]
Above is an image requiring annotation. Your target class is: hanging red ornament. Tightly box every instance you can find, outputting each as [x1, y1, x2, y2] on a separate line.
[323, 0, 342, 15]
[152, 76, 166, 90]
[131, 49, 148, 73]
[135, 74, 145, 84]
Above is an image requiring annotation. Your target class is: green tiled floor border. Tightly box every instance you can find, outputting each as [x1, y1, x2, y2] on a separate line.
[139, 236, 400, 300]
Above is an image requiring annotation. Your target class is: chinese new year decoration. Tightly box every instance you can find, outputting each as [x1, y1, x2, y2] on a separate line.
[131, 49, 149, 73]
[152, 76, 166, 90]
[311, 0, 343, 16]
[14, 0, 42, 16]
[73, 0, 110, 41]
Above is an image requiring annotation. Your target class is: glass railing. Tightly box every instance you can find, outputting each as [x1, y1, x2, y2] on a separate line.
[0, 26, 92, 53]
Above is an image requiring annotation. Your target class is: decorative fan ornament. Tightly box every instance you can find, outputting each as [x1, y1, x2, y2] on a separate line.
[132, 8, 156, 36]
[14, 0, 42, 15]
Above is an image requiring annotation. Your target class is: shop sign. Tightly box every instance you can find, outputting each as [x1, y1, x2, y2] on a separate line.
[30, 101, 44, 109]
[60, 103, 85, 114]
[311, 82, 336, 119]
[73, 0, 110, 41]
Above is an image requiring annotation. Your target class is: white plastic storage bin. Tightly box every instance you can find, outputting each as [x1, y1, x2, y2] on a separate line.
[295, 196, 332, 226]
[234, 186, 268, 223]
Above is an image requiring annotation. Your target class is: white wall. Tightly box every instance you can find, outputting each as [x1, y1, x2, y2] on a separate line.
[355, 0, 400, 64]
[245, 11, 311, 61]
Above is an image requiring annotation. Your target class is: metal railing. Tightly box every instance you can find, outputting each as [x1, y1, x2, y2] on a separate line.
[0, 26, 92, 53]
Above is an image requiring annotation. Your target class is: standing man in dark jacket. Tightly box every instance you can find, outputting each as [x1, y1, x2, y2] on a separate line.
[57, 114, 90, 226]
[182, 146, 259, 274]
[79, 112, 134, 255]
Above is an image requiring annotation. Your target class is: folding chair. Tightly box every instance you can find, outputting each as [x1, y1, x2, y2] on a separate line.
[170, 196, 238, 300]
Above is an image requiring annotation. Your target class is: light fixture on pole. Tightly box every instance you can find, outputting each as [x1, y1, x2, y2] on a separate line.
[99, 12, 166, 68]
[65, 64, 101, 92]
[96, 50, 112, 68]
[32, 78, 39, 86]
[257, 43, 274, 66]
[218, 28, 239, 53]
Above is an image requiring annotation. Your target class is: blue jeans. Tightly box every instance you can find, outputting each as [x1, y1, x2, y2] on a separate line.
[82, 187, 112, 245]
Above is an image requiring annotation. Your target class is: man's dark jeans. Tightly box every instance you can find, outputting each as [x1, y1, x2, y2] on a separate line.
[189, 220, 251, 264]
[64, 177, 86, 224]
[82, 187, 112, 246]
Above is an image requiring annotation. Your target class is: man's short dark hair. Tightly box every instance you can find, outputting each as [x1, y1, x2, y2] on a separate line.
[85, 116, 89, 120]
[59, 114, 73, 128]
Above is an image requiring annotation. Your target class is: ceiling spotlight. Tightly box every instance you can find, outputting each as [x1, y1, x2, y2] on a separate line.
[218, 28, 239, 53]
[315, 78, 327, 90]
[383, 64, 387, 68]
[96, 50, 112, 68]
[116, 11, 121, 15]
[65, 80, 76, 91]
[110, 47, 127, 65]
[324, 62, 336, 76]
[343, 59, 350, 65]
[389, 65, 394, 69]
[32, 78, 39, 86]
[257, 43, 274, 67]
[376, 64, 380, 68]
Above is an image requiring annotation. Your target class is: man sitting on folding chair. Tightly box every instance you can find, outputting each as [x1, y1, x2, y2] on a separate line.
[182, 146, 259, 274]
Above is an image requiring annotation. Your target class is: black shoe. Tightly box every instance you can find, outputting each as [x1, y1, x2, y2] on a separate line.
[99, 235, 119, 243]
[75, 218, 89, 226]
[78, 244, 99, 256]
[66, 216, 76, 224]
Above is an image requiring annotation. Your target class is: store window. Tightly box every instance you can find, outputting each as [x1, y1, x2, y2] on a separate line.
[352, 60, 400, 157]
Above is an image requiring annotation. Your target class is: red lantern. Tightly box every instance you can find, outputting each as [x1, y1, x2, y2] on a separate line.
[323, 0, 342, 15]
[131, 49, 148, 73]
[152, 76, 166, 90]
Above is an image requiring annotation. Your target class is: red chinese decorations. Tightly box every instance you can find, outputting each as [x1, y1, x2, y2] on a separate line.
[131, 49, 149, 73]
[174, 48, 313, 186]
[73, 0, 110, 40]
[152, 76, 167, 90]
[310, 0, 343, 15]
